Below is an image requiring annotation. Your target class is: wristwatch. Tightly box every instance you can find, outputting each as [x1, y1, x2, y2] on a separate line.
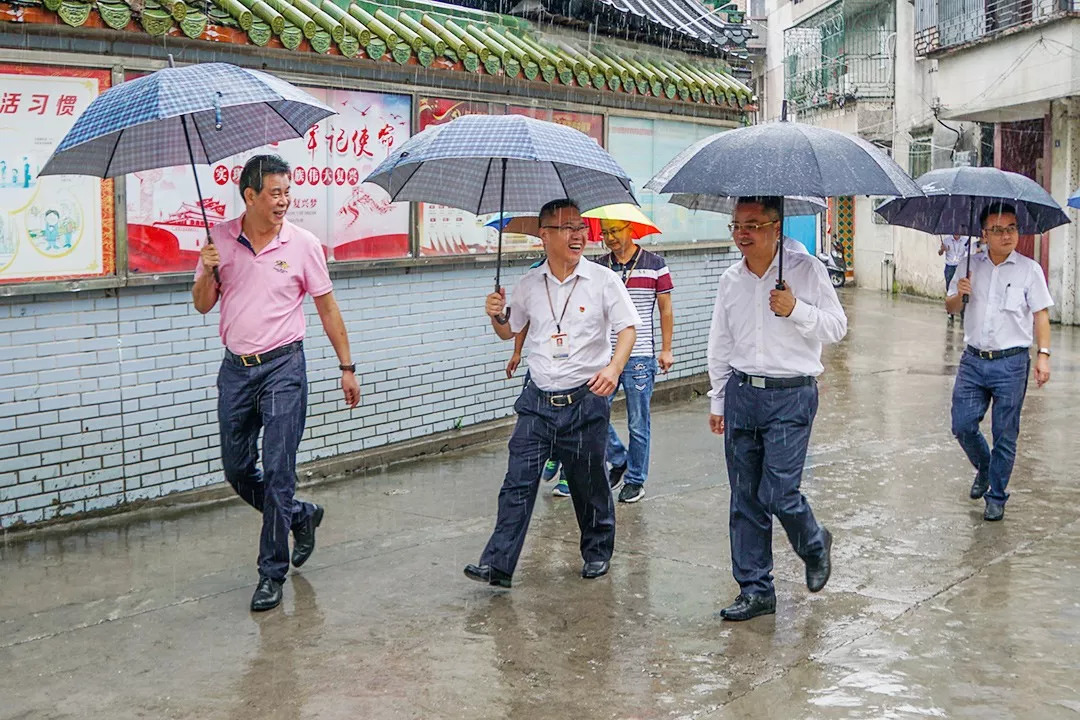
[339, 363, 356, 372]
[1037, 348, 1051, 357]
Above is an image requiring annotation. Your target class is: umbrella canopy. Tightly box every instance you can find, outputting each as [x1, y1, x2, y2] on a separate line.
[875, 167, 1070, 236]
[39, 62, 334, 178]
[646, 121, 921, 199]
[668, 194, 827, 216]
[484, 213, 541, 238]
[365, 113, 635, 291]
[364, 114, 635, 215]
[1067, 186, 1080, 209]
[582, 203, 661, 240]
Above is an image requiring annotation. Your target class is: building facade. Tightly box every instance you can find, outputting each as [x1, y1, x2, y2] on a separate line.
[0, 0, 757, 527]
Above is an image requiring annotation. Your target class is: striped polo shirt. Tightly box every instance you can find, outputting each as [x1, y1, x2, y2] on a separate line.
[597, 247, 674, 357]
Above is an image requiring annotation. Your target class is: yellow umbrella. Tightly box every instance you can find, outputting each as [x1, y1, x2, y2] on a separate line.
[582, 203, 661, 240]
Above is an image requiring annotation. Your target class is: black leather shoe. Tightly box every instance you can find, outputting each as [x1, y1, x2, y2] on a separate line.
[291, 504, 324, 568]
[608, 463, 628, 491]
[970, 472, 989, 500]
[984, 502, 1005, 521]
[250, 576, 283, 612]
[719, 593, 776, 621]
[581, 560, 610, 579]
[806, 528, 833, 593]
[464, 564, 512, 588]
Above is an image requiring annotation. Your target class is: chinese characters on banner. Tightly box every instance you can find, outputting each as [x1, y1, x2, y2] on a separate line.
[417, 97, 604, 256]
[125, 86, 411, 274]
[0, 64, 114, 283]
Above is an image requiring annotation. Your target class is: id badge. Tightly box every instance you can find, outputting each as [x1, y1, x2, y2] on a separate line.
[550, 333, 570, 360]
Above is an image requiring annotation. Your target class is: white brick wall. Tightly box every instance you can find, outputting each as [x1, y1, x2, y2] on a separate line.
[0, 246, 738, 528]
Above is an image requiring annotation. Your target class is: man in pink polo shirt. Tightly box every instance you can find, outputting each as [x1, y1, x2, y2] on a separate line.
[193, 154, 360, 612]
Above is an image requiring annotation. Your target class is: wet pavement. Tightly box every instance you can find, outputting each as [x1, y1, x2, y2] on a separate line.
[3, 289, 1080, 720]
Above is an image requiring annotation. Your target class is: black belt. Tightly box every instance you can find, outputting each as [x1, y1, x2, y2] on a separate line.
[225, 340, 303, 367]
[530, 382, 592, 408]
[733, 370, 815, 389]
[965, 345, 1027, 361]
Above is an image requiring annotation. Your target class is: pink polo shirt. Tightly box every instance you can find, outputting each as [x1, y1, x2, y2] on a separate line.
[194, 215, 333, 355]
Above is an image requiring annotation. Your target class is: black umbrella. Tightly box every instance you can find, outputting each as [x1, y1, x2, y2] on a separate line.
[646, 102, 921, 288]
[875, 166, 1070, 302]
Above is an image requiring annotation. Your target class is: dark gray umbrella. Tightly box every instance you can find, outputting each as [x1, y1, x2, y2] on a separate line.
[875, 167, 1069, 236]
[646, 113, 920, 286]
[364, 113, 636, 293]
[875, 166, 1069, 303]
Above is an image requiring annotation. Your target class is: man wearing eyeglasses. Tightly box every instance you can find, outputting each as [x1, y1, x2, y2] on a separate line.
[946, 202, 1052, 522]
[465, 199, 641, 589]
[595, 218, 675, 504]
[708, 196, 847, 622]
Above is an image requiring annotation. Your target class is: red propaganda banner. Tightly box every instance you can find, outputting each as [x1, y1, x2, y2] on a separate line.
[506, 106, 603, 146]
[0, 64, 115, 284]
[125, 81, 412, 273]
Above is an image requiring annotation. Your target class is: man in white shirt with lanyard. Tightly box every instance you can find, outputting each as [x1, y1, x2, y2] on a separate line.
[465, 199, 641, 588]
[708, 196, 847, 621]
[946, 202, 1052, 521]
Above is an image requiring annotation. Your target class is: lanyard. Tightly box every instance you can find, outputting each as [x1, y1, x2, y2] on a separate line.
[608, 248, 641, 285]
[543, 274, 581, 333]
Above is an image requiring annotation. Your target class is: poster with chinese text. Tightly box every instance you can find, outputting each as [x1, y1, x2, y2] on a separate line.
[125, 86, 410, 274]
[0, 64, 114, 283]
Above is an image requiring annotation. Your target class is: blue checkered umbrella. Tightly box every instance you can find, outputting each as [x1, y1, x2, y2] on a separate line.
[39, 61, 332, 177]
[39, 59, 332, 283]
[364, 113, 636, 289]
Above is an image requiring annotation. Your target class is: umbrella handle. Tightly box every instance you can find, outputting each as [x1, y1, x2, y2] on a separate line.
[962, 236, 971, 305]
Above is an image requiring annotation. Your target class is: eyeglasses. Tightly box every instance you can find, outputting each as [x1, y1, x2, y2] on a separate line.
[541, 224, 589, 234]
[728, 220, 779, 233]
[599, 222, 632, 238]
[985, 225, 1019, 237]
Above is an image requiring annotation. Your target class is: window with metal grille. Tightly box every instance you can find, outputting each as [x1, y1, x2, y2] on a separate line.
[909, 132, 932, 178]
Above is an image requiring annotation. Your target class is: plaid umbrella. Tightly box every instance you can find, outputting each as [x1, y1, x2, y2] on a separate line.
[39, 58, 333, 282]
[364, 113, 636, 290]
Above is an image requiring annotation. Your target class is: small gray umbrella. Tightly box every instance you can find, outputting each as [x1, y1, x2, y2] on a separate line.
[364, 113, 636, 291]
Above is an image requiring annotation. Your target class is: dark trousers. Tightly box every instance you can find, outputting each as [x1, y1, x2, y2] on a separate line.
[951, 351, 1029, 505]
[480, 381, 616, 575]
[724, 375, 826, 596]
[217, 348, 314, 582]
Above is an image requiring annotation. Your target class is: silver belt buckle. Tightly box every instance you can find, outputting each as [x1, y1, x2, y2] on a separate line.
[550, 394, 571, 407]
[750, 376, 766, 389]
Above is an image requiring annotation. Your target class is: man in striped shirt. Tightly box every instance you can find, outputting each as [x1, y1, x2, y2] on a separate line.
[596, 220, 675, 503]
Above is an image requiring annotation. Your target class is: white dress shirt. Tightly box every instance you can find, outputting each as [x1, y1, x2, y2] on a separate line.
[947, 250, 1053, 351]
[707, 249, 848, 415]
[509, 258, 641, 391]
[941, 235, 971, 266]
[783, 236, 811, 255]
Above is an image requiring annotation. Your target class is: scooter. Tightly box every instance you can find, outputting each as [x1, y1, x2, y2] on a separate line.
[818, 241, 846, 288]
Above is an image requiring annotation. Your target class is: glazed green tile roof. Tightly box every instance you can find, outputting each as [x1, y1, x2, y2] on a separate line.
[5, 0, 754, 107]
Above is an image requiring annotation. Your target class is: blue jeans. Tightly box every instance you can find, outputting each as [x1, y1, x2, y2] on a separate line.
[607, 356, 657, 486]
[944, 264, 957, 294]
[724, 375, 826, 596]
[480, 382, 615, 574]
[217, 348, 315, 582]
[951, 351, 1030, 506]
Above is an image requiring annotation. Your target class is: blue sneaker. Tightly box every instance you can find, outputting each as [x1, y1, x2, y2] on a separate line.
[541, 459, 560, 482]
[552, 479, 570, 497]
